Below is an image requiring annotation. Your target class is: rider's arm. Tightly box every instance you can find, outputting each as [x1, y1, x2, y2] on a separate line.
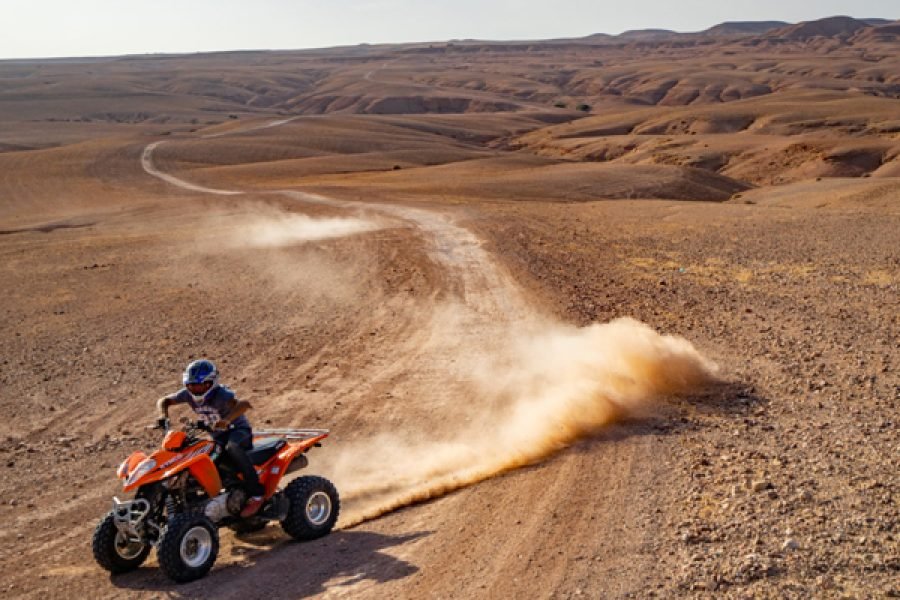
[154, 396, 178, 429]
[156, 394, 185, 419]
[217, 398, 252, 428]
[157, 396, 173, 418]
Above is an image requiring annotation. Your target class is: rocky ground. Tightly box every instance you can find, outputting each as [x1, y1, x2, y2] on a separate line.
[474, 199, 899, 597]
[1, 169, 896, 598]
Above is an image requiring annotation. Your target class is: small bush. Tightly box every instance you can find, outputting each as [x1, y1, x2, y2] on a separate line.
[576, 103, 591, 112]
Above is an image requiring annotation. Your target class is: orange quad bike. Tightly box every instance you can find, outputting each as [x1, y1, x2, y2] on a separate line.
[92, 420, 340, 583]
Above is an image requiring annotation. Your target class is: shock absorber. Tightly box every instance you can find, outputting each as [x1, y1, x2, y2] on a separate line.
[165, 494, 179, 516]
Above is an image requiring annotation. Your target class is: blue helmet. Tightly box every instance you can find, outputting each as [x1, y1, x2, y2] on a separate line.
[183, 359, 219, 402]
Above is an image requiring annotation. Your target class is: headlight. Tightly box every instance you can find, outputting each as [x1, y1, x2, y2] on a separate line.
[125, 459, 157, 486]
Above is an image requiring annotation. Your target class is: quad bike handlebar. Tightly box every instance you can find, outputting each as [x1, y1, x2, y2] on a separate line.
[152, 418, 213, 434]
[188, 420, 213, 433]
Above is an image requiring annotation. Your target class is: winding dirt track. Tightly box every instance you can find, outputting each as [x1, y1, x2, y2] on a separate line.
[0, 103, 723, 596]
[140, 129, 575, 522]
[123, 127, 696, 598]
[141, 133, 537, 524]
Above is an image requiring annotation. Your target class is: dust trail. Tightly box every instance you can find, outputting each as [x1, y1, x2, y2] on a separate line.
[275, 193, 718, 529]
[140, 131, 719, 530]
[234, 212, 383, 249]
[329, 315, 718, 528]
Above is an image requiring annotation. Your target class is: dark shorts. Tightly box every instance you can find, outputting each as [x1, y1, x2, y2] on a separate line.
[213, 427, 253, 450]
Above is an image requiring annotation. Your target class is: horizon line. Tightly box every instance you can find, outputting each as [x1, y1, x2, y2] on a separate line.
[1, 13, 895, 63]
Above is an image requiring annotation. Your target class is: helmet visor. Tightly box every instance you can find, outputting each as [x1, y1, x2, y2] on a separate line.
[186, 382, 213, 396]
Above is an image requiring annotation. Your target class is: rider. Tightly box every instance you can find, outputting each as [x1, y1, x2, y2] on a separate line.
[156, 359, 265, 518]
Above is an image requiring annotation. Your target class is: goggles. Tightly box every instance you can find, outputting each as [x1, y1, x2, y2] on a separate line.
[186, 382, 213, 396]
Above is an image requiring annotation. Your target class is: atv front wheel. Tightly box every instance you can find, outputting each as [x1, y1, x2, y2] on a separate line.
[281, 475, 340, 541]
[157, 513, 219, 583]
[92, 511, 151, 574]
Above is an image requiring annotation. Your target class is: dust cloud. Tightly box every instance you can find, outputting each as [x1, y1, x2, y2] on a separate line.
[184, 203, 385, 305]
[328, 314, 718, 528]
[236, 212, 383, 249]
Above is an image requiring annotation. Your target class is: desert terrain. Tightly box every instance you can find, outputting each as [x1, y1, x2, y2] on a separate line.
[0, 15, 898, 599]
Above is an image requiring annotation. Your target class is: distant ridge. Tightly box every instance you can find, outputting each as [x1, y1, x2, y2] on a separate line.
[769, 16, 870, 40]
[861, 18, 892, 26]
[703, 21, 788, 35]
[587, 16, 897, 43]
[578, 32, 614, 42]
[850, 21, 900, 43]
[618, 29, 678, 40]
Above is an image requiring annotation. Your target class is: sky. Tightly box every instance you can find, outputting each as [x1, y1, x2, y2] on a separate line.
[1, 0, 896, 59]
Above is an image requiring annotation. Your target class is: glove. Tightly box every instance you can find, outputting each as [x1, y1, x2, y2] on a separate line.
[212, 420, 231, 431]
[155, 418, 170, 430]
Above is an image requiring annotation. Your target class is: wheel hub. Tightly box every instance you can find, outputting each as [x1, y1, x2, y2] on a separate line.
[306, 491, 332, 525]
[180, 526, 213, 568]
[114, 531, 145, 560]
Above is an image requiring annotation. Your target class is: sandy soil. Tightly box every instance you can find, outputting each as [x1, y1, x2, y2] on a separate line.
[1, 19, 898, 599]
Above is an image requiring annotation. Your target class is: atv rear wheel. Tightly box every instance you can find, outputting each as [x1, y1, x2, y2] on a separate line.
[280, 476, 340, 541]
[92, 511, 151, 574]
[157, 513, 219, 583]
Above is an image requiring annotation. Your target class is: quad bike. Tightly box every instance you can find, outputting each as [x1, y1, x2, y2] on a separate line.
[92, 420, 340, 583]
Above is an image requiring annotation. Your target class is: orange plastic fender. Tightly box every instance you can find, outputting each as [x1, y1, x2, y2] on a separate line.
[260, 433, 329, 497]
[123, 441, 219, 494]
[184, 455, 222, 498]
[123, 455, 170, 493]
[162, 430, 188, 451]
[117, 451, 148, 480]
[158, 443, 222, 497]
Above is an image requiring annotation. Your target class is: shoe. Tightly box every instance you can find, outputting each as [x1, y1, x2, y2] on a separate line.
[240, 495, 265, 518]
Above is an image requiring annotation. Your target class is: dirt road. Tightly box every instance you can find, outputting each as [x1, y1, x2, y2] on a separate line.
[0, 116, 726, 597]
[141, 123, 716, 528]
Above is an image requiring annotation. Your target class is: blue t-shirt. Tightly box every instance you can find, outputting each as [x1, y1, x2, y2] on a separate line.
[169, 385, 251, 433]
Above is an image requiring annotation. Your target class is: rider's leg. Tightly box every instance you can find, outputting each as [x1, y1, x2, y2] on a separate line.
[222, 430, 265, 497]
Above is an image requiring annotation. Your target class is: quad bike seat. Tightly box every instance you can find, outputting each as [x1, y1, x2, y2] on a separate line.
[247, 437, 287, 465]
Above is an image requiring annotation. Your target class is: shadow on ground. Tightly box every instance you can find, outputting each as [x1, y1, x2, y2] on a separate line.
[0, 218, 97, 235]
[569, 379, 766, 453]
[686, 379, 764, 415]
[662, 378, 767, 433]
[109, 529, 430, 599]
